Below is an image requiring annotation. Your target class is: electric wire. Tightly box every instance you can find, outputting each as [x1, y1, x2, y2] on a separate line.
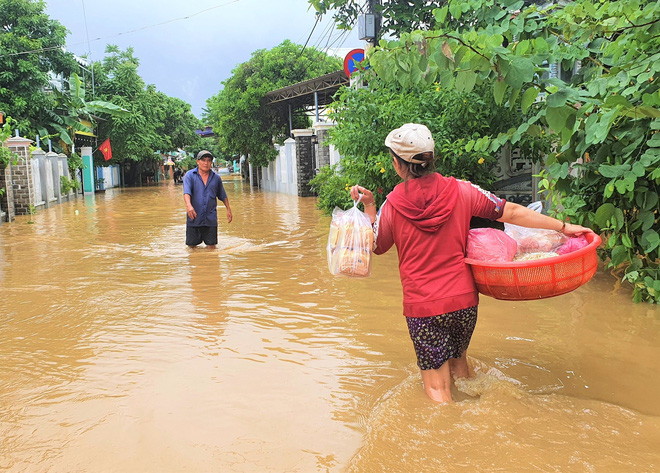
[298, 13, 321, 59]
[0, 0, 245, 59]
[312, 17, 336, 50]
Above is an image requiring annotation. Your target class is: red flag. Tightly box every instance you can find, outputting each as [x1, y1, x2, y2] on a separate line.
[99, 138, 112, 161]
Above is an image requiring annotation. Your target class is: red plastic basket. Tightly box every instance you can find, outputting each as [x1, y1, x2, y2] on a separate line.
[465, 232, 601, 301]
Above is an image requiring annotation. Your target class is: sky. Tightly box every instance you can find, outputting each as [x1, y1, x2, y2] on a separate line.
[44, 0, 362, 119]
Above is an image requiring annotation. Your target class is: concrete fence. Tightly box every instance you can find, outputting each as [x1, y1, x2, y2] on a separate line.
[259, 121, 539, 205]
[261, 122, 341, 197]
[0, 137, 78, 223]
[0, 135, 128, 223]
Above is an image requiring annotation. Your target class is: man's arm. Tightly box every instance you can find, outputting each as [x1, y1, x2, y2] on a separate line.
[222, 197, 232, 223]
[184, 193, 197, 220]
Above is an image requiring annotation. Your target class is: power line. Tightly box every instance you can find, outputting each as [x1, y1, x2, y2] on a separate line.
[298, 13, 321, 58]
[0, 0, 245, 59]
[312, 17, 337, 50]
[81, 0, 95, 98]
[75, 0, 245, 47]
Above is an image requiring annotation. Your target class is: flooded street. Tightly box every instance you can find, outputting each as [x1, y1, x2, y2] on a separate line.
[1, 178, 659, 472]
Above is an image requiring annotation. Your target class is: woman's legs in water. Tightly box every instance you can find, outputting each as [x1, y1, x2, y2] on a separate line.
[449, 351, 470, 379]
[420, 351, 470, 403]
[420, 363, 453, 403]
[407, 306, 478, 402]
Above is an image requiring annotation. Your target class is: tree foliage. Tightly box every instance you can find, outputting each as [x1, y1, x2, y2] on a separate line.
[309, 0, 452, 38]
[205, 40, 341, 167]
[361, 0, 660, 302]
[94, 46, 201, 172]
[46, 72, 128, 148]
[0, 0, 77, 135]
[310, 76, 549, 212]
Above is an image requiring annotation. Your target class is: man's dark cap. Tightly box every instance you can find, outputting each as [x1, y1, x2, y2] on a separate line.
[196, 150, 214, 160]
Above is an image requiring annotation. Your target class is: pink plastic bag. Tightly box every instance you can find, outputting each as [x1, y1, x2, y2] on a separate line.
[467, 228, 518, 262]
[556, 234, 589, 255]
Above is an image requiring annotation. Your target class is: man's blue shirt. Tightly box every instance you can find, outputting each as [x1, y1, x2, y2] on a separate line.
[183, 167, 228, 227]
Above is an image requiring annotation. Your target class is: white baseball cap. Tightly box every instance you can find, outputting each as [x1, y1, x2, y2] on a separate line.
[385, 123, 435, 164]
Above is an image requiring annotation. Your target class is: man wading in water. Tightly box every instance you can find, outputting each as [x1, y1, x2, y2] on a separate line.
[183, 150, 233, 248]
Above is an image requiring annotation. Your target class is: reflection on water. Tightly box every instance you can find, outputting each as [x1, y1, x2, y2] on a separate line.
[1, 178, 659, 472]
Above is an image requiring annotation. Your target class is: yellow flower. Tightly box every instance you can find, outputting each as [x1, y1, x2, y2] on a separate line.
[380, 168, 386, 173]
[478, 158, 485, 165]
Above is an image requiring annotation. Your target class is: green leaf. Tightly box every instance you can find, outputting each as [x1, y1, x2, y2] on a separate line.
[594, 203, 616, 228]
[614, 208, 625, 232]
[622, 233, 633, 249]
[641, 230, 660, 253]
[545, 106, 573, 133]
[604, 94, 632, 108]
[449, 1, 462, 20]
[438, 70, 454, 89]
[51, 123, 72, 145]
[614, 178, 635, 194]
[546, 89, 571, 108]
[598, 163, 630, 178]
[504, 57, 535, 89]
[434, 6, 449, 24]
[493, 79, 507, 105]
[456, 70, 477, 93]
[610, 245, 629, 267]
[640, 189, 659, 211]
[534, 37, 549, 53]
[637, 210, 656, 232]
[648, 134, 660, 148]
[521, 87, 539, 114]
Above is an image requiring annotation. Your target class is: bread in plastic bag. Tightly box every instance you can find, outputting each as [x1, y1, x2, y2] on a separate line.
[466, 228, 517, 262]
[327, 203, 373, 277]
[504, 223, 568, 255]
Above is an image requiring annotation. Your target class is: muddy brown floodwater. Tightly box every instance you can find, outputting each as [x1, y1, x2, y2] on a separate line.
[1, 177, 659, 472]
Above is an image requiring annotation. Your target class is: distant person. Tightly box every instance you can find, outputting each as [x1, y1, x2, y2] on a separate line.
[173, 168, 183, 184]
[350, 123, 593, 403]
[183, 150, 233, 248]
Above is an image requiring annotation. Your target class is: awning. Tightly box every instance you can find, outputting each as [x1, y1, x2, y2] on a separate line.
[265, 70, 348, 111]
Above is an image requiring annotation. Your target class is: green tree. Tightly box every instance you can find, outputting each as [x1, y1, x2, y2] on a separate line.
[157, 94, 202, 151]
[46, 72, 128, 149]
[94, 45, 201, 184]
[310, 77, 549, 213]
[361, 0, 660, 302]
[205, 40, 341, 168]
[0, 0, 77, 135]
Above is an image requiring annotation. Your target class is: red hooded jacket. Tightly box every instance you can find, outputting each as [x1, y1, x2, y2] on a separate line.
[374, 173, 505, 317]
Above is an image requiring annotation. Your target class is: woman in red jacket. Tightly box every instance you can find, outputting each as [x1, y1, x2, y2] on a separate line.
[351, 123, 592, 403]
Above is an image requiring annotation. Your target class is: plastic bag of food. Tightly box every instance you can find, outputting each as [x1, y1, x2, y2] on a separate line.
[466, 228, 518, 262]
[556, 234, 589, 255]
[327, 202, 373, 277]
[504, 223, 568, 255]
